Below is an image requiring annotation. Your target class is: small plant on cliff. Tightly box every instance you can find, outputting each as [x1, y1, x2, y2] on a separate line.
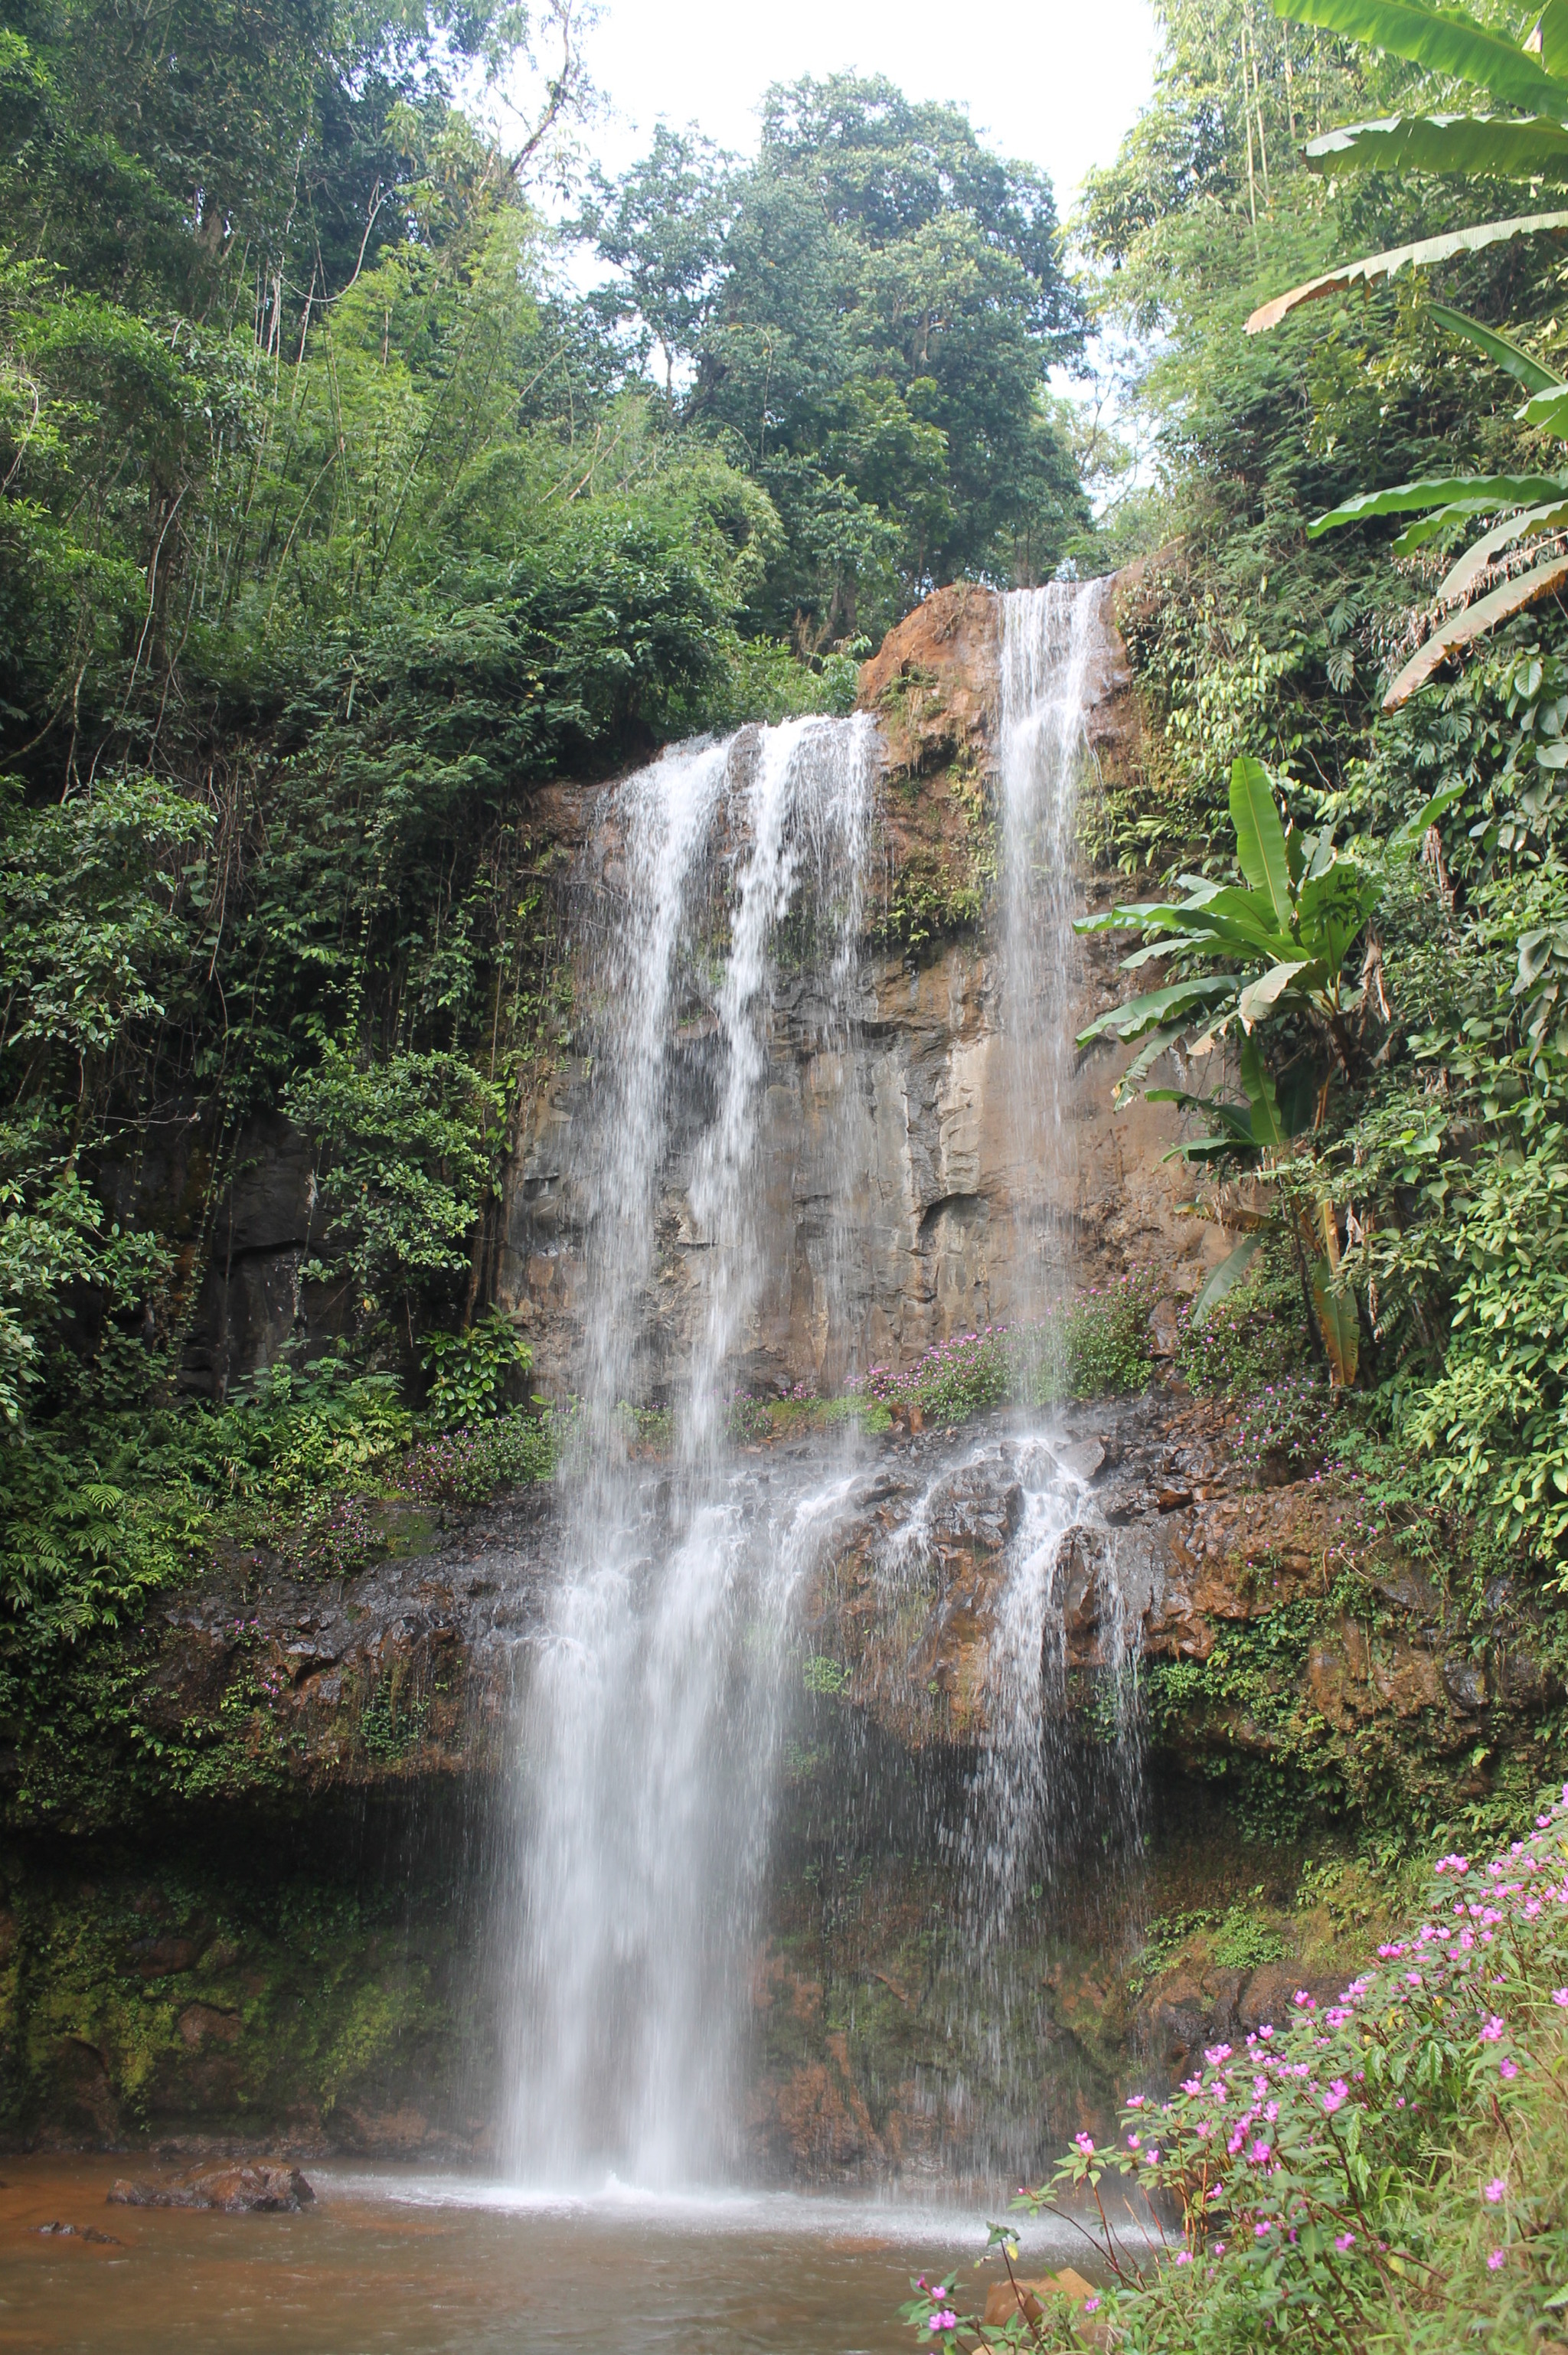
[422, 1310, 533, 1428]
[846, 1275, 1160, 1426]
[1231, 1373, 1345, 1483]
[1077, 756, 1452, 1392]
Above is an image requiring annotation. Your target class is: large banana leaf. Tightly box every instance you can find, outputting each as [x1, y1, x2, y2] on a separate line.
[1384, 551, 1568, 705]
[1245, 213, 1568, 334]
[1191, 1235, 1263, 1323]
[1075, 975, 1239, 1049]
[1531, 0, 1568, 76]
[1238, 960, 1313, 1025]
[1390, 494, 1561, 554]
[1307, 472, 1568, 536]
[1111, 1020, 1192, 1102]
[1229, 756, 1294, 926]
[1428, 302, 1563, 394]
[1240, 1036, 1286, 1148]
[1266, 0, 1568, 114]
[1436, 498, 1568, 598]
[1312, 1258, 1361, 1388]
[1304, 112, 1568, 181]
[1521, 381, 1568, 433]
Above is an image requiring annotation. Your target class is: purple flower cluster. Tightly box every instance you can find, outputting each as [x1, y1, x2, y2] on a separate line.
[1232, 1370, 1344, 1481]
[844, 1269, 1164, 1422]
[1023, 1788, 1568, 2301]
[891, 1795, 1568, 2348]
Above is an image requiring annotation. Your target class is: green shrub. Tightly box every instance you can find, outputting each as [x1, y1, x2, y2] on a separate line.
[421, 1309, 532, 1428]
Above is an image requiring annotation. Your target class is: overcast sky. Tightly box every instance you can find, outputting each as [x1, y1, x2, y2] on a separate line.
[563, 0, 1162, 217]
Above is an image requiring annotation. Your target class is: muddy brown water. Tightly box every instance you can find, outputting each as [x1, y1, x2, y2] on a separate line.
[0, 2158, 1096, 2353]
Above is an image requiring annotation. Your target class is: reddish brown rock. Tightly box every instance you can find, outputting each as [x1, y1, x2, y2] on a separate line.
[108, 2161, 315, 2213]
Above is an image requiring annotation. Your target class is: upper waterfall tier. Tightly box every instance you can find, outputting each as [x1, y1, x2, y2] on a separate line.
[501, 579, 1206, 1406]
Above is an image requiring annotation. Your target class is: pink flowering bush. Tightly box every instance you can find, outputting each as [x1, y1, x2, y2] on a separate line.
[848, 1271, 1162, 1425]
[900, 1788, 1568, 2351]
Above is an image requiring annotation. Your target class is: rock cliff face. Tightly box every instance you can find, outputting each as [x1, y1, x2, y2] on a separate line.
[498, 580, 1221, 1403]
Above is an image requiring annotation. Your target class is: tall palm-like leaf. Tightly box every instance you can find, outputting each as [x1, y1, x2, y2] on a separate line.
[1074, 758, 1437, 1378]
[1248, 0, 1568, 704]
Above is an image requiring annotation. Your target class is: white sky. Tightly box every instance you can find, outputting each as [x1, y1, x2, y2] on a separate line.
[567, 0, 1162, 218]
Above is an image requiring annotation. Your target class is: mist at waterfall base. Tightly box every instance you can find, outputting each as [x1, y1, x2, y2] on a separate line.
[483, 582, 1146, 2201]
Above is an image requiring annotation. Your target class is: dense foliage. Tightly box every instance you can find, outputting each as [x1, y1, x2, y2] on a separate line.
[0, 0, 1102, 1713]
[1072, 0, 1568, 1596]
[584, 81, 1089, 640]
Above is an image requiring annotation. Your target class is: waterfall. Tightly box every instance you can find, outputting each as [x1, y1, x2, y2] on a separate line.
[492, 586, 1140, 2193]
[495, 716, 877, 2187]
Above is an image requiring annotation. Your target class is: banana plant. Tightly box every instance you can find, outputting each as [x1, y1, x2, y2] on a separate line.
[1075, 755, 1388, 1089]
[1247, 0, 1568, 707]
[1075, 757, 1454, 1375]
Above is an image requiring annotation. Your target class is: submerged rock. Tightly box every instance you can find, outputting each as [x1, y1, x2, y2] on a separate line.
[107, 2161, 315, 2213]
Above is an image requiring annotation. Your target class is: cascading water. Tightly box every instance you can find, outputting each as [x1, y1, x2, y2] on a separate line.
[494, 716, 877, 2186]
[492, 583, 1142, 2194]
[949, 581, 1137, 1941]
[997, 580, 1111, 1347]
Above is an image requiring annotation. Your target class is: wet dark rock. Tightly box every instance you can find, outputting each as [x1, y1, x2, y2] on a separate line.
[107, 2161, 315, 2213]
[1442, 1658, 1488, 1714]
[35, 2220, 122, 2243]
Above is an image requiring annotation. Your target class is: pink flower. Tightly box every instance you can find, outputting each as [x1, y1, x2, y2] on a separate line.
[1181, 2076, 1203, 2095]
[1127, 2134, 1141, 2149]
[1499, 2056, 1519, 2080]
[1250, 2139, 1272, 2164]
[1334, 2233, 1355, 2252]
[1485, 2179, 1506, 2203]
[1126, 2094, 1145, 2109]
[1487, 2250, 1506, 2273]
[1552, 1991, 1568, 2007]
[1480, 2016, 1504, 2043]
[1213, 2244, 1226, 2257]
[1254, 2221, 1271, 2238]
[1083, 2299, 1100, 2314]
[1321, 2081, 1348, 2115]
[1074, 2132, 1095, 2155]
[1293, 1990, 1315, 2008]
[1174, 2252, 1192, 2266]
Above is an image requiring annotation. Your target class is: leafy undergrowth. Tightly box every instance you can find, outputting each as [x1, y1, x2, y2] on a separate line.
[0, 1354, 562, 1664]
[903, 1792, 1568, 2353]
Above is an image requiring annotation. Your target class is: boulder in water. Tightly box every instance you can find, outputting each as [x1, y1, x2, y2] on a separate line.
[107, 2161, 314, 2213]
[982, 2267, 1101, 2327]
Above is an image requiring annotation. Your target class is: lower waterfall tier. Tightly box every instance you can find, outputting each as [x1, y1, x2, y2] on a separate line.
[5, 1396, 1558, 2167]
